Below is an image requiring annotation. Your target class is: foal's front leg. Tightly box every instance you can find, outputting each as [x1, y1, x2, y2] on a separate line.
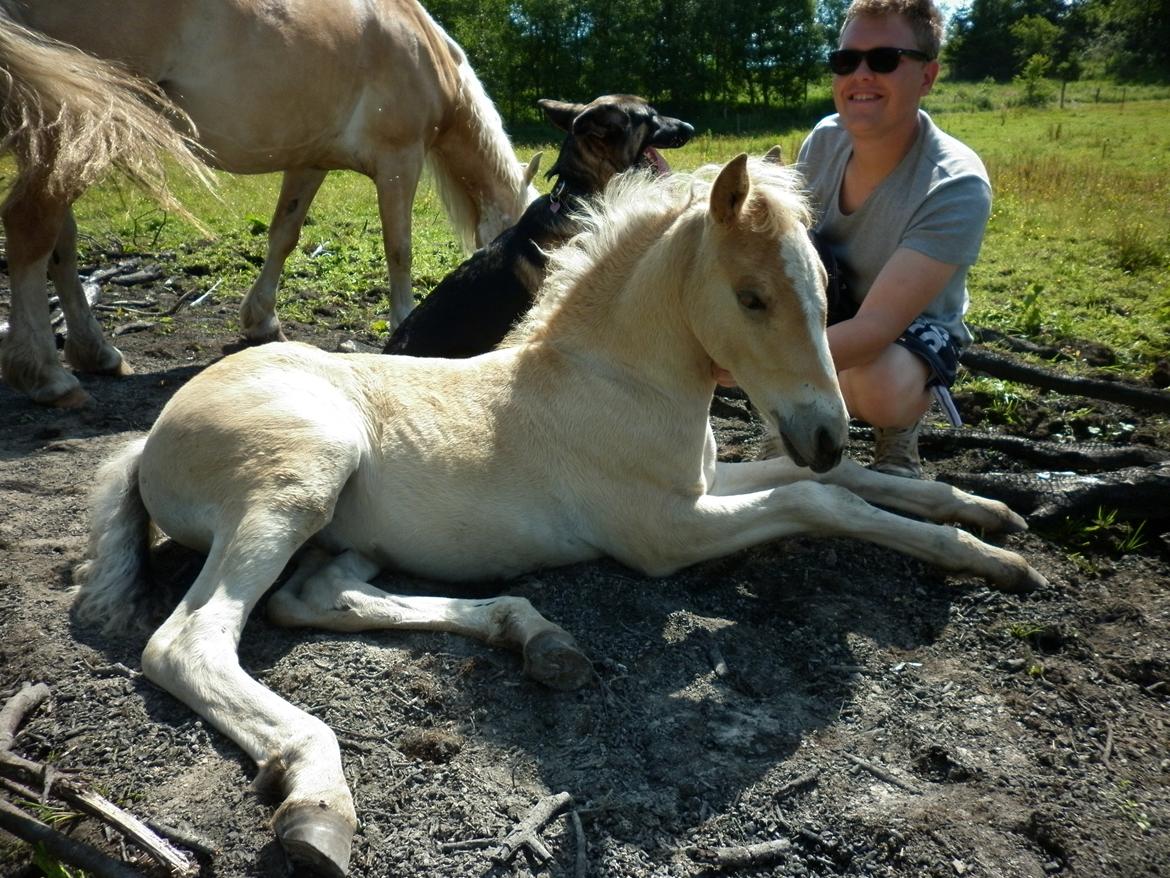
[710, 457, 1028, 534]
[649, 481, 1046, 591]
[267, 548, 593, 690]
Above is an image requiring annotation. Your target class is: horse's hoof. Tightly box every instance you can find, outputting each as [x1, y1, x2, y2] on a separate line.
[523, 629, 593, 691]
[275, 802, 353, 878]
[51, 386, 94, 409]
[240, 315, 288, 345]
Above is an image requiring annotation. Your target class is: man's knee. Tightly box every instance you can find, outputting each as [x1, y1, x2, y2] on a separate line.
[839, 347, 931, 427]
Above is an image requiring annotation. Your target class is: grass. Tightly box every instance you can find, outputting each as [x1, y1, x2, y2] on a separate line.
[11, 89, 1168, 382]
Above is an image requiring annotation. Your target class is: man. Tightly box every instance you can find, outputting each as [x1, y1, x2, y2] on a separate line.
[721, 0, 991, 478]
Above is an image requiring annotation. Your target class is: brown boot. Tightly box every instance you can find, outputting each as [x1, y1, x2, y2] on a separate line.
[870, 421, 923, 479]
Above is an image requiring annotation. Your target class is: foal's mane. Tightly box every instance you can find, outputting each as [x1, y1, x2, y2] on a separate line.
[504, 159, 813, 345]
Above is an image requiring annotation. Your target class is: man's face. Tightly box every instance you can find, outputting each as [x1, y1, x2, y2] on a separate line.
[832, 14, 939, 142]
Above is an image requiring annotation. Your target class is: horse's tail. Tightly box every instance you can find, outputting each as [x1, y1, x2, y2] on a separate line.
[0, 13, 212, 217]
[72, 437, 153, 635]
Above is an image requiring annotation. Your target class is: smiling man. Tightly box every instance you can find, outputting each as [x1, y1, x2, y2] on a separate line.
[795, 0, 992, 478]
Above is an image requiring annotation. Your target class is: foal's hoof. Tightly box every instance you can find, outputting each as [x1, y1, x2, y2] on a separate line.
[275, 802, 353, 878]
[523, 630, 593, 691]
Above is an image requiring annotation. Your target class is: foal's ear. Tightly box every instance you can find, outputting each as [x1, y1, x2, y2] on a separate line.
[539, 99, 586, 133]
[523, 152, 543, 186]
[763, 145, 784, 164]
[711, 154, 751, 226]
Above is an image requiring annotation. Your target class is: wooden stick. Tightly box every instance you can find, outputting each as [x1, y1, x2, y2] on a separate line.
[844, 753, 922, 795]
[0, 797, 142, 878]
[0, 683, 50, 753]
[1, 725, 197, 876]
[774, 768, 820, 800]
[689, 838, 792, 869]
[492, 791, 573, 865]
[571, 809, 587, 878]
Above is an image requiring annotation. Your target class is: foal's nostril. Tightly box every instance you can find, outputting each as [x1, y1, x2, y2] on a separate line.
[811, 426, 843, 473]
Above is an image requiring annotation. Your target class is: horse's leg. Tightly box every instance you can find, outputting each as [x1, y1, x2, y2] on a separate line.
[638, 483, 1046, 591]
[710, 457, 1028, 534]
[268, 548, 592, 690]
[238, 168, 328, 343]
[49, 209, 132, 379]
[0, 187, 91, 407]
[373, 149, 425, 327]
[143, 521, 356, 876]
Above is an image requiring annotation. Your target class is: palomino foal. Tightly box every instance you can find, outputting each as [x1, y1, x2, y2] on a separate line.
[0, 0, 537, 406]
[76, 156, 1044, 876]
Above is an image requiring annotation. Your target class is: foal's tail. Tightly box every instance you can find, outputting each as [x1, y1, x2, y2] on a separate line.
[0, 14, 212, 212]
[73, 437, 153, 635]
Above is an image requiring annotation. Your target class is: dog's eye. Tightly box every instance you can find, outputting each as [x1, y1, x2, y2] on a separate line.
[736, 290, 766, 311]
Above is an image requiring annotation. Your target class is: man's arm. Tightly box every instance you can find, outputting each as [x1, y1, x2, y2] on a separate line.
[827, 247, 958, 372]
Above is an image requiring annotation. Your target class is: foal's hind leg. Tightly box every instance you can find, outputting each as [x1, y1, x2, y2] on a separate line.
[143, 519, 357, 877]
[0, 187, 90, 406]
[239, 168, 328, 343]
[268, 548, 593, 690]
[51, 210, 131, 379]
[373, 149, 425, 327]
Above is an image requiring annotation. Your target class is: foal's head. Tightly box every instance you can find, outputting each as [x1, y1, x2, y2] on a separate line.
[691, 155, 848, 472]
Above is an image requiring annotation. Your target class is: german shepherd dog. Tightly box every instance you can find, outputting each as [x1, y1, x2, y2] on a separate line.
[383, 94, 694, 357]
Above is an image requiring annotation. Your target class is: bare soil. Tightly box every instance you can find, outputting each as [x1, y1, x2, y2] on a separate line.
[2, 262, 1168, 878]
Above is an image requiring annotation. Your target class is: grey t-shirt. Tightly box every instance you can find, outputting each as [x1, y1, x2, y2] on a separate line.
[796, 110, 991, 348]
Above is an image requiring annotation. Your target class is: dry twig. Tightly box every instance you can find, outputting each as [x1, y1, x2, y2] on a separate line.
[844, 753, 923, 795]
[0, 684, 198, 877]
[492, 791, 573, 865]
[689, 838, 792, 869]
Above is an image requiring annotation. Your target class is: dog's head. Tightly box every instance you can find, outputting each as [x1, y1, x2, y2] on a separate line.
[537, 95, 695, 191]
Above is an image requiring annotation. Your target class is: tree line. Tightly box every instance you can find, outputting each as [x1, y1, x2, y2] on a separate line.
[425, 0, 1169, 123]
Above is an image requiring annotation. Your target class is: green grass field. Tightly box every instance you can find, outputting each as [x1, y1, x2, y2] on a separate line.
[52, 93, 1170, 383]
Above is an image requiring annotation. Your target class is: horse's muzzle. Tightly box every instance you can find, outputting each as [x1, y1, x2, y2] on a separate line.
[771, 406, 847, 473]
[779, 426, 843, 473]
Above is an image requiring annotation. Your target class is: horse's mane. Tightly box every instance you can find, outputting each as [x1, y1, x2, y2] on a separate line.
[504, 159, 813, 345]
[426, 33, 528, 251]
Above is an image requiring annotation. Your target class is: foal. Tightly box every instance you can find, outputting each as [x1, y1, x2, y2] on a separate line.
[76, 156, 1044, 876]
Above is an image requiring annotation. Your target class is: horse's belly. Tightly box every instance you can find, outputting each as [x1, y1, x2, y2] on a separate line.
[319, 492, 598, 582]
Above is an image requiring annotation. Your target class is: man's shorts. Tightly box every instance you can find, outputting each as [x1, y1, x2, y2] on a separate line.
[895, 317, 960, 390]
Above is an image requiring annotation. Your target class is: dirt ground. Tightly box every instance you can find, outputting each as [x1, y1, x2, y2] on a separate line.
[1, 260, 1168, 878]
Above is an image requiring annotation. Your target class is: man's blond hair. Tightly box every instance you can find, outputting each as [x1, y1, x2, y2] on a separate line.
[842, 0, 944, 59]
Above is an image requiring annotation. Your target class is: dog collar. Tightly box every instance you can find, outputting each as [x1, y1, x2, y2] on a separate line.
[549, 178, 568, 213]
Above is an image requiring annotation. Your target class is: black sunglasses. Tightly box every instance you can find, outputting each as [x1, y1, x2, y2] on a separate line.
[828, 47, 933, 75]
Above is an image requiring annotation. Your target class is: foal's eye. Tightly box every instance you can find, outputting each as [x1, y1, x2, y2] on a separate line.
[736, 290, 766, 311]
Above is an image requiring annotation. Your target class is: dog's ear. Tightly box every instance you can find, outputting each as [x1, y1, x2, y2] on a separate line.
[763, 145, 784, 164]
[711, 154, 751, 226]
[539, 99, 587, 133]
[571, 103, 628, 139]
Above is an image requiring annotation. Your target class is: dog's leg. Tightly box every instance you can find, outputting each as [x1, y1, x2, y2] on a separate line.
[239, 168, 328, 343]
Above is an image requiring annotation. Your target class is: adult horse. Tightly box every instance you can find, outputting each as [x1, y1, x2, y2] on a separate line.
[0, 0, 538, 406]
[74, 156, 1045, 876]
